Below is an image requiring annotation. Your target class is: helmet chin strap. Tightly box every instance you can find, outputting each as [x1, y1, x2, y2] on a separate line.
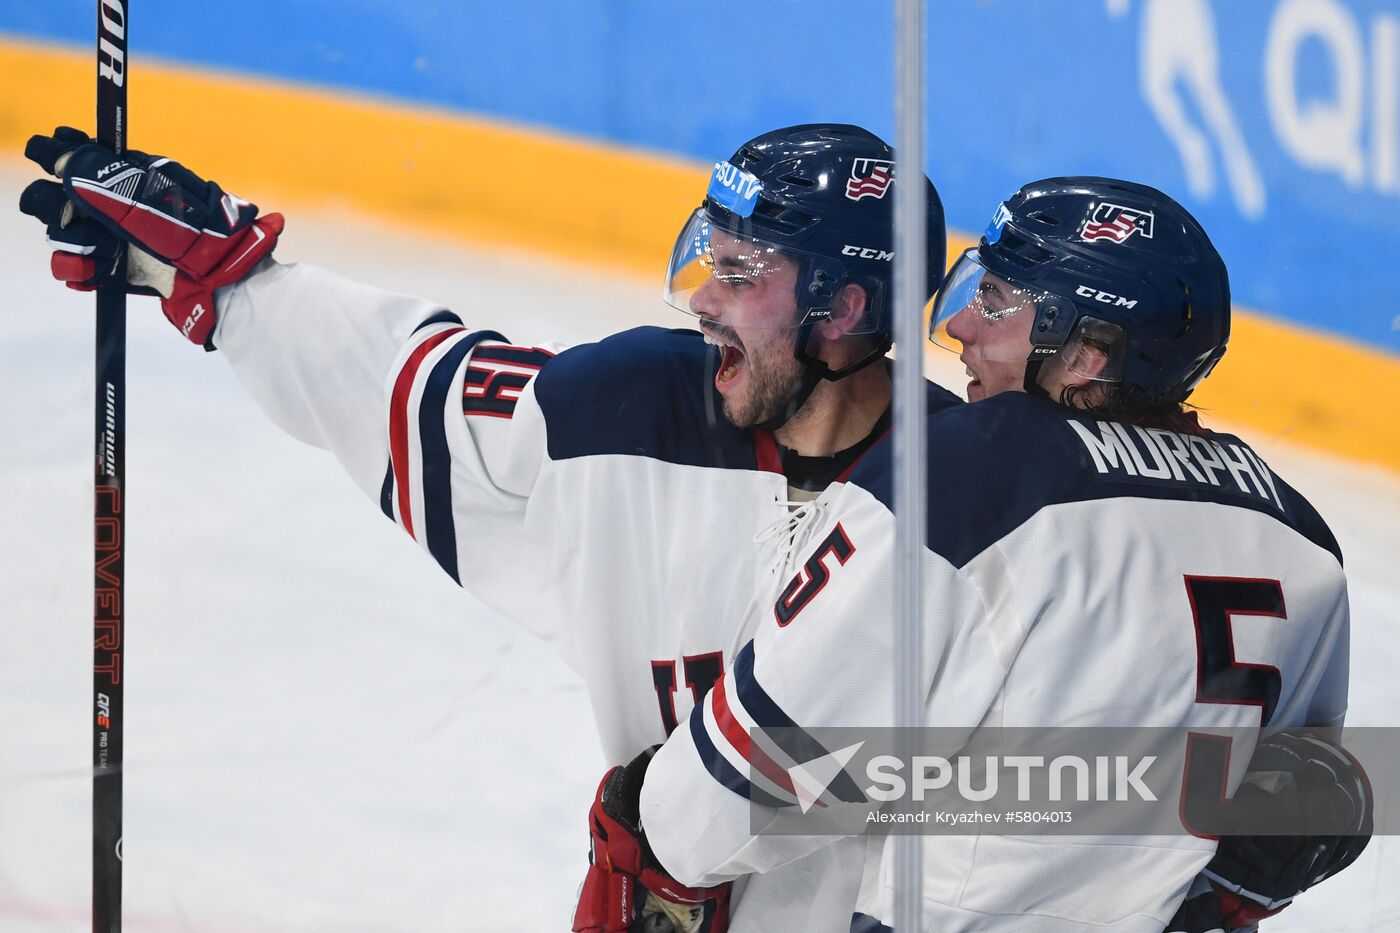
[1022, 353, 1052, 400]
[753, 321, 893, 434]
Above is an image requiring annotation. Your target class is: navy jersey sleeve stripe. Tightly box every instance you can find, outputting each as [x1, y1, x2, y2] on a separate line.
[379, 462, 394, 520]
[417, 331, 506, 584]
[687, 703, 791, 808]
[411, 310, 466, 334]
[732, 643, 866, 803]
[473, 344, 554, 367]
[732, 641, 798, 729]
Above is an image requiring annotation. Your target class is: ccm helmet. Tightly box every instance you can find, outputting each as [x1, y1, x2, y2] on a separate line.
[930, 177, 1230, 402]
[665, 124, 946, 384]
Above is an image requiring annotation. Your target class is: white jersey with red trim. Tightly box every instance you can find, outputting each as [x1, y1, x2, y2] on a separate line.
[210, 259, 962, 931]
[640, 392, 1350, 932]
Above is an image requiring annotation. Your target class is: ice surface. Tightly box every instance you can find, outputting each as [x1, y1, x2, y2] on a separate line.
[1, 163, 1396, 931]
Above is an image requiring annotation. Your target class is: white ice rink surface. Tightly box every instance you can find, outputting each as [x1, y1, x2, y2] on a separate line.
[2, 163, 1397, 931]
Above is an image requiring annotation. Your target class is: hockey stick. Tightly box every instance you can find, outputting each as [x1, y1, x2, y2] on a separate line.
[93, 1, 128, 930]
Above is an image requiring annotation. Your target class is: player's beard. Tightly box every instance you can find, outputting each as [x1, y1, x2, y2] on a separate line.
[720, 337, 807, 430]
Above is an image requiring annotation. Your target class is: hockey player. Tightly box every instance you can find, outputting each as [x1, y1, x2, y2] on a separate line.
[18, 131, 1364, 931]
[618, 178, 1369, 931]
[18, 123, 953, 932]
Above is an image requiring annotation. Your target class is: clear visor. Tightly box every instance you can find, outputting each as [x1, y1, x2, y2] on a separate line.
[929, 250, 1125, 382]
[663, 208, 876, 332]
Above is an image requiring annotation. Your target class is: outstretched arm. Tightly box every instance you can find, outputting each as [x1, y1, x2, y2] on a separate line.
[19, 127, 572, 640]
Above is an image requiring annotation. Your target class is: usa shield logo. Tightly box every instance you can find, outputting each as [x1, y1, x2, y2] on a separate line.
[845, 159, 895, 201]
[1081, 202, 1155, 244]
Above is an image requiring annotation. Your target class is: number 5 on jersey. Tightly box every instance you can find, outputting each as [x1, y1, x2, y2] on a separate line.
[774, 524, 855, 627]
[1181, 575, 1288, 837]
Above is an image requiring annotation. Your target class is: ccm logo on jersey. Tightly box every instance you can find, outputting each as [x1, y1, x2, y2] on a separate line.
[1075, 285, 1138, 308]
[775, 524, 855, 627]
[842, 245, 894, 261]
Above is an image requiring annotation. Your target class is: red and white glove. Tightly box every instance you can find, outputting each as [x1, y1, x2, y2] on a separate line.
[573, 748, 730, 933]
[19, 126, 282, 348]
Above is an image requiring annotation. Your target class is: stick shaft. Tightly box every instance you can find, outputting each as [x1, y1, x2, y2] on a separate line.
[93, 1, 128, 930]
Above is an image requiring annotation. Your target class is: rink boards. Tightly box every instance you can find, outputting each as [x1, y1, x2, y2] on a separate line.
[0, 34, 1396, 473]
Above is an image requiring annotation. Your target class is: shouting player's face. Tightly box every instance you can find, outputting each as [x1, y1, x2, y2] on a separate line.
[691, 233, 806, 429]
[943, 270, 1037, 402]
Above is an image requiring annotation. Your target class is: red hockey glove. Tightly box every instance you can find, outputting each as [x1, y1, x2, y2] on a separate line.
[573, 748, 730, 933]
[1203, 731, 1372, 928]
[19, 126, 282, 348]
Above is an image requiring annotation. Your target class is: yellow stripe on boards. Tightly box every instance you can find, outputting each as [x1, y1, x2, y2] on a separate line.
[2, 37, 1396, 473]
[1193, 315, 1400, 470]
[0, 37, 701, 276]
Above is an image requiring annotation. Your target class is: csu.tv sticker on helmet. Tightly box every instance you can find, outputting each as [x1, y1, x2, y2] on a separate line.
[845, 158, 895, 201]
[1080, 202, 1155, 244]
[709, 161, 764, 218]
[985, 202, 1013, 245]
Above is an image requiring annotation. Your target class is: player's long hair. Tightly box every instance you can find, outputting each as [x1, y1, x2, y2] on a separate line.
[1059, 382, 1206, 436]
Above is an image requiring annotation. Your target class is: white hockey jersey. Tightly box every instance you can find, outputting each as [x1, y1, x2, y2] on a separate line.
[211, 259, 962, 931]
[640, 392, 1350, 932]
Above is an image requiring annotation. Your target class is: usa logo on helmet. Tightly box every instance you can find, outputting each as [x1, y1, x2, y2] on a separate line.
[1081, 203, 1155, 244]
[845, 159, 895, 201]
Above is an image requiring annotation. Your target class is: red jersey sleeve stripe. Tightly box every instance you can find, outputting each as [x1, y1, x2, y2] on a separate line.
[389, 327, 464, 540]
[710, 673, 798, 798]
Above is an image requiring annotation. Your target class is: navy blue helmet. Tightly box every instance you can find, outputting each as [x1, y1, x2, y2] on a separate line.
[932, 177, 1230, 401]
[665, 123, 946, 364]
